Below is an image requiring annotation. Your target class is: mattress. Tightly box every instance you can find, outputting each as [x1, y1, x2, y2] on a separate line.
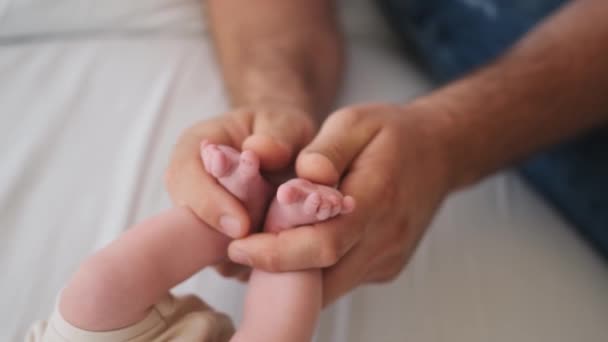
[1, 1, 607, 341]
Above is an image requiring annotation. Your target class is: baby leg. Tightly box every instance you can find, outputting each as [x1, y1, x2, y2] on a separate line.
[59, 207, 230, 331]
[233, 178, 355, 342]
[59, 144, 271, 332]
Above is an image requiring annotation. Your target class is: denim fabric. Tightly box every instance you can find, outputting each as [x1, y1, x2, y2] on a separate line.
[379, 0, 608, 258]
[379, 0, 565, 81]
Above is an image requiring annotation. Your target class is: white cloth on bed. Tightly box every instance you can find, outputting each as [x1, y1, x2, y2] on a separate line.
[1, 1, 608, 341]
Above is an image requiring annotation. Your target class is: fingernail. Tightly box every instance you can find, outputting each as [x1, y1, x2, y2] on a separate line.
[230, 246, 252, 266]
[219, 215, 242, 238]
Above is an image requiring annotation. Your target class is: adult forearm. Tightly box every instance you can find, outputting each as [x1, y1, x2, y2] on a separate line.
[206, 0, 344, 116]
[422, 0, 608, 189]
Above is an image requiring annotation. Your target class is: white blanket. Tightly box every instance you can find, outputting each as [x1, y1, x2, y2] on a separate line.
[1, 1, 607, 341]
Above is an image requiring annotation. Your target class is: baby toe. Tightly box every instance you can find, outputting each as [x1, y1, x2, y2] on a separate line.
[201, 145, 226, 177]
[327, 195, 342, 217]
[277, 183, 305, 204]
[238, 150, 261, 178]
[303, 192, 322, 215]
[316, 199, 332, 221]
[210, 150, 231, 178]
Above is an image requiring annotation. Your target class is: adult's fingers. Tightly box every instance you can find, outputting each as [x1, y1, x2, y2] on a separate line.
[320, 179, 383, 306]
[228, 120, 390, 272]
[227, 212, 364, 272]
[296, 106, 383, 185]
[316, 128, 399, 305]
[165, 120, 251, 238]
[242, 108, 315, 171]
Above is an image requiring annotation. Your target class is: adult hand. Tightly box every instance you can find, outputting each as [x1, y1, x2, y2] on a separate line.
[227, 102, 455, 304]
[165, 104, 315, 279]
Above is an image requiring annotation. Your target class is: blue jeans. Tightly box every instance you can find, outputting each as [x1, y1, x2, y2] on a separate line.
[379, 0, 608, 258]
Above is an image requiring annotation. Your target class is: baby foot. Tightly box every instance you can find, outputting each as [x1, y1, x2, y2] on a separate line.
[201, 142, 273, 229]
[264, 178, 355, 233]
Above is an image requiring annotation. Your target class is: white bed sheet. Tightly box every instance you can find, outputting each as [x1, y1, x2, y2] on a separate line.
[1, 1, 608, 341]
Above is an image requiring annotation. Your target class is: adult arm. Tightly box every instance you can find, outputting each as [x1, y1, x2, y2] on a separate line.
[227, 0, 608, 304]
[166, 0, 344, 240]
[426, 0, 608, 189]
[206, 0, 343, 119]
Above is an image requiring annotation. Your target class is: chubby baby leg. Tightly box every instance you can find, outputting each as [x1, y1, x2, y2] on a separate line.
[59, 143, 272, 332]
[235, 269, 323, 342]
[233, 178, 355, 342]
[59, 207, 230, 331]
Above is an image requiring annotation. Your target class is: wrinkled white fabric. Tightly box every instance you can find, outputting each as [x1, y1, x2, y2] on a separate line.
[1, 1, 607, 341]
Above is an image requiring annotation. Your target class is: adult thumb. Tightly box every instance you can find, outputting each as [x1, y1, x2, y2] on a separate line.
[242, 108, 315, 171]
[296, 108, 382, 185]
